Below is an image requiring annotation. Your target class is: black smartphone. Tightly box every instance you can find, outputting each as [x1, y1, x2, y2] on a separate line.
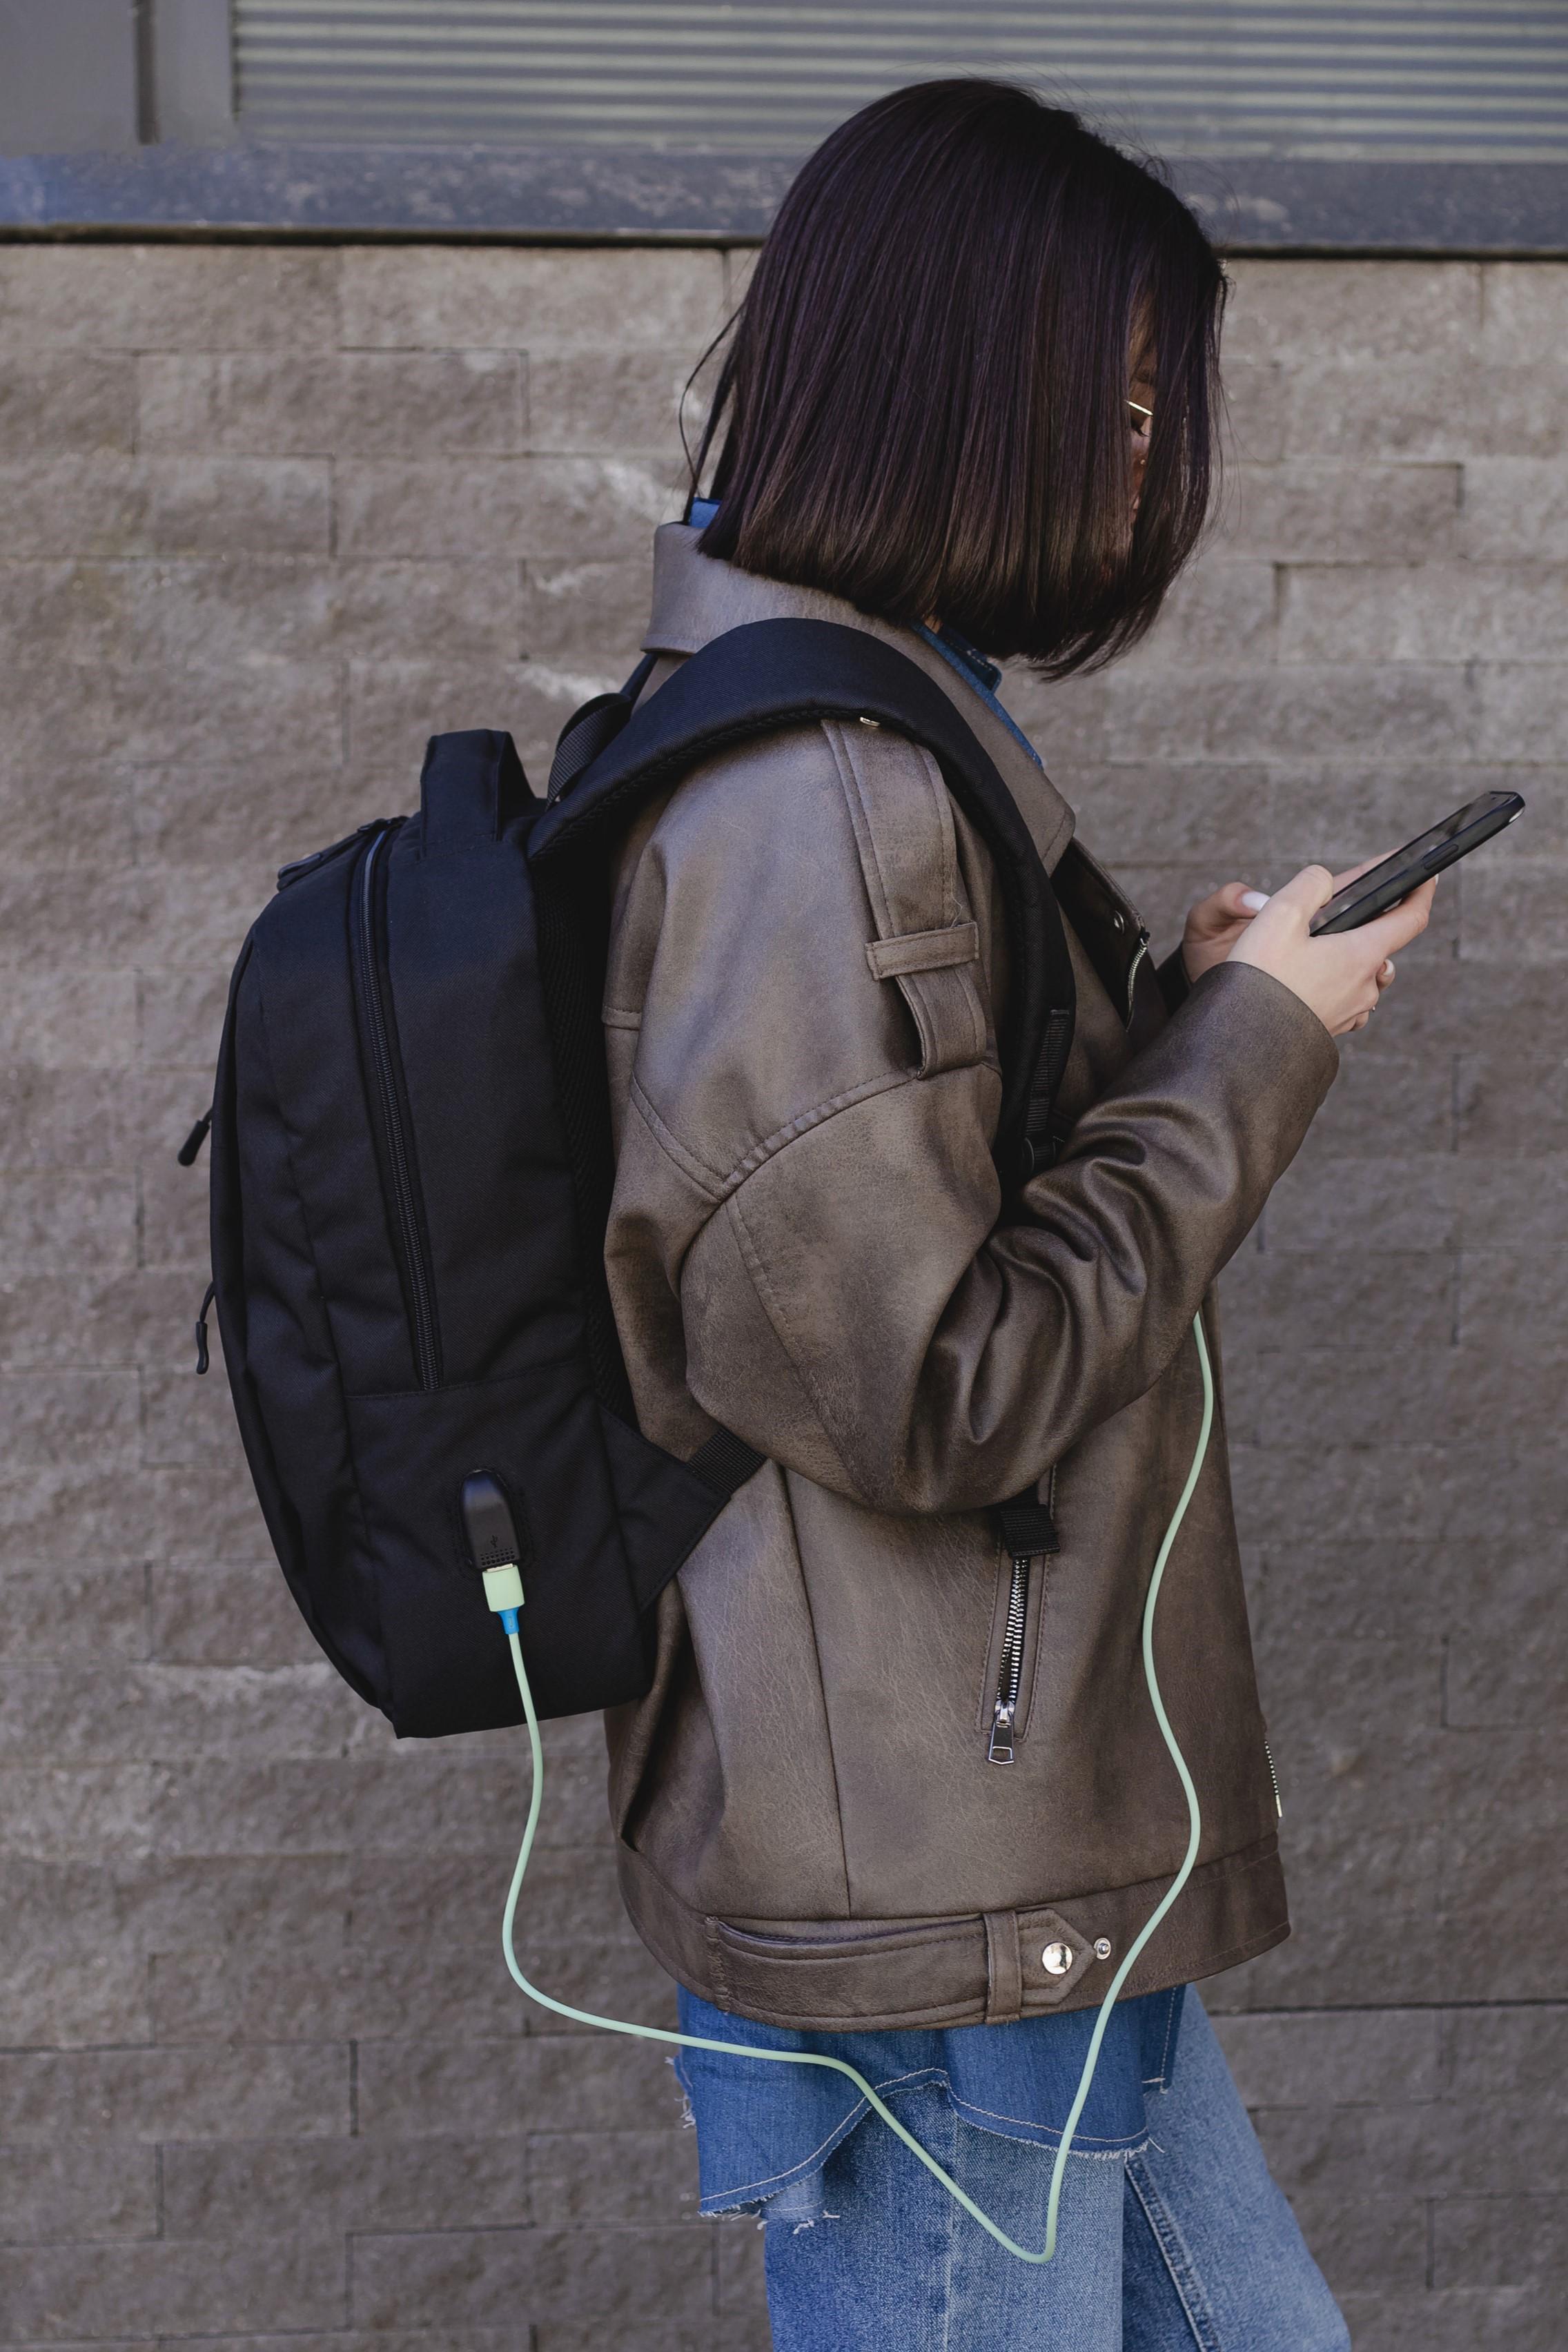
[1307, 790, 1525, 935]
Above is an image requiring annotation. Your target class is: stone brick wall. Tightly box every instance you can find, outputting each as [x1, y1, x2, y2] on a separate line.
[0, 244, 1561, 2349]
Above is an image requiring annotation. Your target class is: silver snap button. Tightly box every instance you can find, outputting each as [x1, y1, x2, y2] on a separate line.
[1111, 912, 1126, 931]
[1041, 1941, 1074, 1977]
[1093, 1937, 1113, 1961]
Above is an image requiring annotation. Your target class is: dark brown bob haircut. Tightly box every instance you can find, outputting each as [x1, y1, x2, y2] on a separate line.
[692, 79, 1226, 676]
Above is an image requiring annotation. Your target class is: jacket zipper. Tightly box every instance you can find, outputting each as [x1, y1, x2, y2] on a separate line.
[1124, 928, 1150, 1023]
[987, 1468, 1055, 1763]
[987, 1553, 1030, 1763]
[1264, 1738, 1283, 1820]
[354, 825, 441, 1391]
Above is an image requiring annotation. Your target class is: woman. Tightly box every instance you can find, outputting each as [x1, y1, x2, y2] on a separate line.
[597, 80, 1428, 2348]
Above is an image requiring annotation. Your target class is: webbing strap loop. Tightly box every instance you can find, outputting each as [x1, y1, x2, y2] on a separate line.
[688, 1427, 767, 1498]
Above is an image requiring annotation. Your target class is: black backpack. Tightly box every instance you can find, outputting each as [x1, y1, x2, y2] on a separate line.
[193, 618, 1075, 1738]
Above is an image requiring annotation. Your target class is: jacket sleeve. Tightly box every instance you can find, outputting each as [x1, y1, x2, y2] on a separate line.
[1157, 941, 1193, 1015]
[607, 718, 1340, 1516]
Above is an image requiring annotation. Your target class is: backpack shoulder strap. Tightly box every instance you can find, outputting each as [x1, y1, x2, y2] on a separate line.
[529, 617, 1075, 1194]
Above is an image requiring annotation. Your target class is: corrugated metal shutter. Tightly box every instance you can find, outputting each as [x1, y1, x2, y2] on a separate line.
[235, 1, 1568, 161]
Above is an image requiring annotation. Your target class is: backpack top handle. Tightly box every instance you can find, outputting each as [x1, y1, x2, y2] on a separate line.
[420, 727, 533, 859]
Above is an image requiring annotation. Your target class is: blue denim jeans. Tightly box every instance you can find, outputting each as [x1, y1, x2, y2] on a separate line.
[754, 1991, 1348, 2351]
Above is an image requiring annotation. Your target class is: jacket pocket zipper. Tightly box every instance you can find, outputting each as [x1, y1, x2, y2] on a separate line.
[1264, 1737, 1283, 1820]
[1124, 928, 1150, 1023]
[987, 1551, 1031, 1763]
[987, 1469, 1055, 1764]
[353, 823, 442, 1391]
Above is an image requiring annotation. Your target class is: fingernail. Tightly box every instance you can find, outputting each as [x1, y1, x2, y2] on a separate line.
[1240, 890, 1268, 912]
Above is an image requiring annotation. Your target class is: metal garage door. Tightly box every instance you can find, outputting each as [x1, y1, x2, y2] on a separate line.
[234, 1, 1568, 161]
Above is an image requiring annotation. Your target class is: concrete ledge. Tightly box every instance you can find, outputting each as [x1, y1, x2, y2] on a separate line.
[1, 144, 1567, 252]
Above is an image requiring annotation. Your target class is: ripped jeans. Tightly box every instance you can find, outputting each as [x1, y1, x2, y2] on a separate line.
[683, 1989, 1348, 2351]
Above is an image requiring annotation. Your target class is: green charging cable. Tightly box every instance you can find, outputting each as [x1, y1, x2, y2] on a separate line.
[491, 1309, 1215, 2265]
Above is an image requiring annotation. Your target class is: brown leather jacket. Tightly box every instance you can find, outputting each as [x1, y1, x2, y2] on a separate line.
[599, 525, 1339, 2030]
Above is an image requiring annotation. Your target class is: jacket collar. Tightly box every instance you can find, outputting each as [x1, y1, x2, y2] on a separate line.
[642, 524, 1076, 874]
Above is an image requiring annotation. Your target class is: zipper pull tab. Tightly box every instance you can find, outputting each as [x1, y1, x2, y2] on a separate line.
[177, 1111, 213, 1168]
[193, 1280, 216, 1375]
[1125, 927, 1151, 1023]
[987, 1703, 1017, 1765]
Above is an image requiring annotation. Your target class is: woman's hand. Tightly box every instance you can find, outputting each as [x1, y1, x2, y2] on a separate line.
[1180, 881, 1272, 981]
[1227, 863, 1435, 1037]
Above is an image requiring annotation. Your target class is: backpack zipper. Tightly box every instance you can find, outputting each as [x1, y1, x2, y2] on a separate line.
[354, 824, 442, 1391]
[277, 819, 384, 894]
